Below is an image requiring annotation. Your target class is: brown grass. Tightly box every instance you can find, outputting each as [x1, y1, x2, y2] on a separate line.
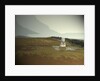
[15, 38, 84, 65]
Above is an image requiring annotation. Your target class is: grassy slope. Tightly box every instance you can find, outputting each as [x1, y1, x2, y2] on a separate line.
[15, 37, 84, 65]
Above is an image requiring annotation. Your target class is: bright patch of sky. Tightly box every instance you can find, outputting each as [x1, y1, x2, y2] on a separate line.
[36, 15, 84, 34]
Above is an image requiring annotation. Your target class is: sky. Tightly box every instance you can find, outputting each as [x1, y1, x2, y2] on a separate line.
[15, 15, 84, 39]
[36, 15, 84, 34]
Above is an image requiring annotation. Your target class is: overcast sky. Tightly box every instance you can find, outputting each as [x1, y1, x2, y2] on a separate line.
[15, 15, 84, 39]
[36, 15, 84, 34]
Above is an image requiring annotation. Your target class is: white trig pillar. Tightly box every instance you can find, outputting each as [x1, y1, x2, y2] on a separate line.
[62, 38, 65, 42]
[60, 37, 66, 47]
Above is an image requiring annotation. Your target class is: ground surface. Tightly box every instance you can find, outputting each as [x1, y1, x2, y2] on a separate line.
[15, 37, 84, 65]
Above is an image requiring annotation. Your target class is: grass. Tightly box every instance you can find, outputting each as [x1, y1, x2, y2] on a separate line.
[15, 37, 84, 65]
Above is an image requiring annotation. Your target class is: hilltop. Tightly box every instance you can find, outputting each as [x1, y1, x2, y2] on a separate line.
[15, 37, 84, 65]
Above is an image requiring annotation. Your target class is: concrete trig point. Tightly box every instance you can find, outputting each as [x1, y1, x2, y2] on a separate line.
[60, 37, 66, 47]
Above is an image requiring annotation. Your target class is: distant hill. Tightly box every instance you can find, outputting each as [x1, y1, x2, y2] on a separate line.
[15, 16, 61, 37]
[65, 38, 84, 47]
[15, 22, 38, 36]
[15, 36, 30, 38]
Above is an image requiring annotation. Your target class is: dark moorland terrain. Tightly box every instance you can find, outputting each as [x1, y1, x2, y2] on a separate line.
[15, 37, 84, 65]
